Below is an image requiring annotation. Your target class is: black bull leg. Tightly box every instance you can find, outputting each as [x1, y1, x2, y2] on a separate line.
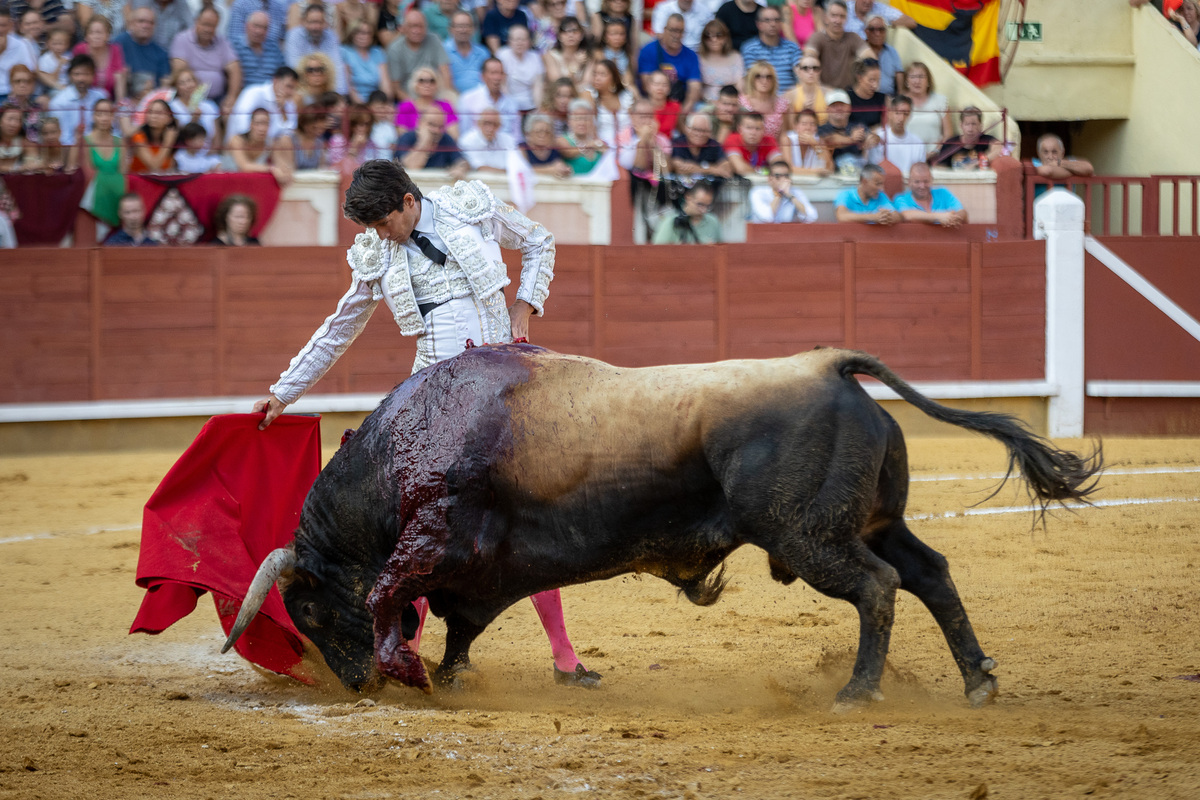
[779, 538, 902, 710]
[869, 520, 998, 707]
[433, 611, 488, 688]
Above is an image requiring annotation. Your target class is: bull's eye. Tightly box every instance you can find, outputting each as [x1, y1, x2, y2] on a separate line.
[301, 601, 319, 626]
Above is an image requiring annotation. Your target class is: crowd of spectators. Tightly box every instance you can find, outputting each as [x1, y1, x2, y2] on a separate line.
[0, 0, 1019, 245]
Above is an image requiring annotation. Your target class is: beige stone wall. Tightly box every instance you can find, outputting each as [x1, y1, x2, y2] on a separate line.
[984, 0, 1136, 121]
[1072, 9, 1200, 177]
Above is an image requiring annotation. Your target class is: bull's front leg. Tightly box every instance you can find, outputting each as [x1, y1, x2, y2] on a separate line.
[367, 545, 439, 693]
[369, 587, 433, 692]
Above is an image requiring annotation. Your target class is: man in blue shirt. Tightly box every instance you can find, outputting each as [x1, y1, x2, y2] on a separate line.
[1031, 133, 1094, 199]
[395, 108, 470, 179]
[740, 6, 802, 92]
[445, 10, 489, 93]
[637, 13, 702, 113]
[115, 7, 172, 85]
[482, 0, 532, 52]
[228, 0, 290, 53]
[892, 162, 968, 227]
[835, 163, 900, 225]
[234, 10, 286, 87]
[104, 194, 159, 247]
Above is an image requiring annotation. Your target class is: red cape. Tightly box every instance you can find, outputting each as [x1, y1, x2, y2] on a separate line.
[129, 414, 322, 681]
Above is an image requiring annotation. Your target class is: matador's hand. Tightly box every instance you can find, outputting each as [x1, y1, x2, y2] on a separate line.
[253, 395, 288, 430]
[509, 299, 535, 341]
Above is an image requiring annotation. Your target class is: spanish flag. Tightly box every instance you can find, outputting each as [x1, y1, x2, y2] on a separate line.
[889, 0, 1004, 86]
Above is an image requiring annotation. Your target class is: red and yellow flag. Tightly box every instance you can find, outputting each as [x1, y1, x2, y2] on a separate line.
[889, 0, 1004, 86]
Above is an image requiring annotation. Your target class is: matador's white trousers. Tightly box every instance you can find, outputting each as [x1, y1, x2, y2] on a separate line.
[411, 292, 513, 374]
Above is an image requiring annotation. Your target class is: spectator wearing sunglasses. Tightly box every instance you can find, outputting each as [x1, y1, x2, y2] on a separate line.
[843, 0, 913, 37]
[285, 3, 348, 93]
[749, 159, 818, 223]
[858, 16, 902, 95]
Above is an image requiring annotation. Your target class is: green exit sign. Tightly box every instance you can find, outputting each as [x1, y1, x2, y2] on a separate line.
[1007, 21, 1043, 42]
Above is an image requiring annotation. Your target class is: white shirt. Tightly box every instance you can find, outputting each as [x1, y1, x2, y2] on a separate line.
[15, 35, 40, 63]
[784, 131, 826, 171]
[39, 50, 70, 89]
[497, 47, 544, 111]
[459, 127, 517, 171]
[590, 89, 634, 147]
[869, 126, 928, 175]
[844, 2, 903, 36]
[0, 34, 37, 95]
[47, 84, 109, 145]
[169, 96, 221, 145]
[456, 84, 521, 142]
[407, 199, 448, 259]
[226, 81, 297, 143]
[651, 0, 717, 51]
[749, 184, 817, 223]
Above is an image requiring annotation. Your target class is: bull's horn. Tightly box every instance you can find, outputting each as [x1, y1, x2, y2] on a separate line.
[220, 548, 297, 654]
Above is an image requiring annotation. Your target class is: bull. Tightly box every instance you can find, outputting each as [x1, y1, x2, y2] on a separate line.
[224, 345, 1100, 709]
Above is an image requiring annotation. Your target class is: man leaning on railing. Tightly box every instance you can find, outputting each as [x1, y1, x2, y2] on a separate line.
[1031, 133, 1094, 199]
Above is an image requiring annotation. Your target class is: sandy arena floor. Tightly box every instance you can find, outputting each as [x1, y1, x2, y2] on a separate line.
[1, 435, 1198, 800]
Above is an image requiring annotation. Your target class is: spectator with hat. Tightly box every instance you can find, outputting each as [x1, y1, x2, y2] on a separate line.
[817, 88, 875, 172]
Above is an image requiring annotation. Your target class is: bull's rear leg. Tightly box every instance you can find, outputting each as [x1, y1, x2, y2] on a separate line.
[869, 520, 998, 707]
[780, 540, 902, 710]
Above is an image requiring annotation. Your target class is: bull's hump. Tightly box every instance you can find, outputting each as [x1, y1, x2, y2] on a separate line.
[494, 348, 839, 499]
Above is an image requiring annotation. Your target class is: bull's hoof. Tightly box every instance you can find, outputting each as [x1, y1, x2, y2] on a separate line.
[433, 661, 476, 691]
[831, 685, 885, 714]
[554, 664, 602, 688]
[966, 657, 999, 708]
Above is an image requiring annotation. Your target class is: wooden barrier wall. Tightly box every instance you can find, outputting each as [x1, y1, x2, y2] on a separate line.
[1, 241, 1047, 404]
[1085, 236, 1200, 435]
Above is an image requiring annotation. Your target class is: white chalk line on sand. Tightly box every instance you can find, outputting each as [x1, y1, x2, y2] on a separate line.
[907, 495, 1199, 522]
[912, 465, 1200, 483]
[0, 524, 140, 546]
[2, 467, 1196, 545]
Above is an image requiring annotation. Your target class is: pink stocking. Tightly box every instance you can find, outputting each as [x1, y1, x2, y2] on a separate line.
[529, 589, 584, 673]
[407, 596, 429, 653]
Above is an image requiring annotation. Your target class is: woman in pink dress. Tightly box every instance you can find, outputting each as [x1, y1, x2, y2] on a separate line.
[73, 16, 127, 104]
[393, 67, 459, 139]
[782, 0, 823, 50]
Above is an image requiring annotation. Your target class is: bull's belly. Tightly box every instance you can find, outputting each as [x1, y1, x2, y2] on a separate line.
[439, 467, 737, 601]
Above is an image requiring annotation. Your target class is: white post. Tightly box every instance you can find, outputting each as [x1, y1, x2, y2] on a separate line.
[1034, 191, 1086, 438]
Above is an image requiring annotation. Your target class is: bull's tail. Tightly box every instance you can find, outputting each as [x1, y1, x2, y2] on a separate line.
[837, 351, 1103, 514]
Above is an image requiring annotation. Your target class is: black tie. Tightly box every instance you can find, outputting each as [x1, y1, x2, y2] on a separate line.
[410, 232, 447, 265]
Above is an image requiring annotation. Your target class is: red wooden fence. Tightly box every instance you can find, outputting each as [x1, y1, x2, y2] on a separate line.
[1, 241, 1046, 405]
[1023, 170, 1200, 238]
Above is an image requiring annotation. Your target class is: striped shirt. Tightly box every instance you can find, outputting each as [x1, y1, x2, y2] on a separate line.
[740, 38, 803, 92]
[11, 0, 69, 23]
[234, 38, 285, 86]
